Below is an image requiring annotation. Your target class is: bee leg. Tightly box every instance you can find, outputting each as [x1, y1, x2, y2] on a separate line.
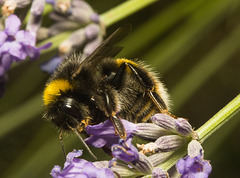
[103, 91, 127, 139]
[110, 115, 127, 139]
[126, 63, 168, 113]
[59, 130, 66, 161]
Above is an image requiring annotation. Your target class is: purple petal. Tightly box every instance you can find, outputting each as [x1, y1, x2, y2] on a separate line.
[176, 154, 212, 178]
[66, 149, 82, 162]
[40, 55, 63, 74]
[85, 119, 137, 148]
[16, 30, 36, 46]
[85, 120, 116, 136]
[111, 138, 139, 162]
[23, 45, 40, 60]
[38, 42, 52, 50]
[85, 136, 107, 148]
[50, 165, 62, 177]
[5, 14, 21, 35]
[176, 158, 186, 174]
[51, 150, 114, 178]
[0, 31, 7, 45]
[0, 41, 26, 60]
[1, 53, 13, 70]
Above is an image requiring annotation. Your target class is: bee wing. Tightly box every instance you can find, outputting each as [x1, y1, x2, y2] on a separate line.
[72, 24, 131, 78]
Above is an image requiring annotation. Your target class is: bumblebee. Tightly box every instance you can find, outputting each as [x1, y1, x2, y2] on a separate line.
[43, 25, 170, 153]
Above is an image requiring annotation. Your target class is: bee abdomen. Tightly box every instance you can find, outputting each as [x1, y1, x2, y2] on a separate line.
[118, 95, 158, 123]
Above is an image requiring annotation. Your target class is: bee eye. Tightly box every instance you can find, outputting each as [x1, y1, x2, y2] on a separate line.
[61, 98, 81, 119]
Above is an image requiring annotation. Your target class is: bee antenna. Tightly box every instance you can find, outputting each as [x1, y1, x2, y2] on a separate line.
[72, 128, 97, 160]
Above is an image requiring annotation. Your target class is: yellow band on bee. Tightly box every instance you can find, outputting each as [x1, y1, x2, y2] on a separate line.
[115, 58, 138, 73]
[43, 79, 73, 106]
[115, 58, 137, 67]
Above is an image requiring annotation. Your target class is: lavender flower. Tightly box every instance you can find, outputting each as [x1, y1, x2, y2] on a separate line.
[0, 14, 51, 62]
[111, 137, 139, 162]
[39, 0, 103, 74]
[40, 55, 63, 74]
[84, 119, 136, 148]
[26, 0, 46, 36]
[151, 113, 193, 136]
[176, 140, 212, 178]
[51, 149, 114, 178]
[0, 14, 51, 96]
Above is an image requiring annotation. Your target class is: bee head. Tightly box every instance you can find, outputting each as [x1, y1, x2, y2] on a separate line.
[43, 79, 92, 131]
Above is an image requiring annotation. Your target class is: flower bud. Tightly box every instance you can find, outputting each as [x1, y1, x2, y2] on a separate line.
[59, 29, 86, 54]
[174, 118, 193, 136]
[187, 140, 203, 158]
[84, 24, 100, 40]
[155, 135, 188, 152]
[48, 21, 79, 36]
[83, 36, 102, 57]
[148, 151, 173, 166]
[26, 0, 45, 35]
[151, 113, 176, 131]
[133, 123, 171, 140]
[152, 167, 169, 178]
[130, 153, 153, 174]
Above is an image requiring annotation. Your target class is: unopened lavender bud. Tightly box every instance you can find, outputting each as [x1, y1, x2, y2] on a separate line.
[83, 36, 102, 57]
[16, 0, 31, 8]
[148, 151, 173, 166]
[30, 0, 45, 15]
[59, 29, 86, 54]
[151, 113, 176, 131]
[152, 167, 169, 178]
[174, 118, 193, 136]
[133, 123, 171, 140]
[48, 21, 79, 36]
[130, 153, 153, 174]
[70, 7, 94, 24]
[85, 24, 100, 40]
[26, 0, 45, 35]
[72, 0, 93, 12]
[187, 140, 203, 158]
[90, 13, 100, 23]
[155, 135, 188, 152]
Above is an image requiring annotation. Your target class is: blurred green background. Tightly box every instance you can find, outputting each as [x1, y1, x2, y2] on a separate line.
[0, 0, 240, 177]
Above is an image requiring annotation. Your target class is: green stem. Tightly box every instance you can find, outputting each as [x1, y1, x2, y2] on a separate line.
[197, 93, 240, 142]
[154, 94, 240, 173]
[100, 0, 157, 27]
